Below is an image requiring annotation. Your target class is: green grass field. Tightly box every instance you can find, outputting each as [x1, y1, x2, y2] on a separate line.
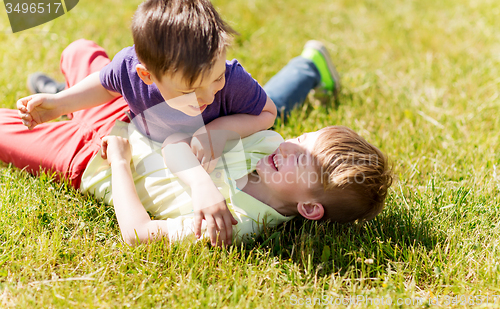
[1, 0, 500, 307]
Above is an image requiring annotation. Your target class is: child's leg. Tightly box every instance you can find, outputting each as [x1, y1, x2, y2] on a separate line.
[60, 39, 111, 88]
[0, 109, 100, 188]
[264, 56, 320, 118]
[0, 39, 128, 189]
[60, 39, 130, 133]
[58, 38, 130, 163]
[264, 41, 340, 120]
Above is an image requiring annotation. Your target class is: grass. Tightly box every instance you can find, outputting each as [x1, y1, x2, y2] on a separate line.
[1, 0, 500, 307]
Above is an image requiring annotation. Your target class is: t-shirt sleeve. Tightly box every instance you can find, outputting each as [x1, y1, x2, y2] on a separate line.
[222, 60, 268, 116]
[99, 47, 135, 95]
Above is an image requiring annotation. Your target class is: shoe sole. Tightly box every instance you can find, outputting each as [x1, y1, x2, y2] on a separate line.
[304, 40, 341, 97]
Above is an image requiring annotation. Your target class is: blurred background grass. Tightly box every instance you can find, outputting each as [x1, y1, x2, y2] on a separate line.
[1, 0, 500, 307]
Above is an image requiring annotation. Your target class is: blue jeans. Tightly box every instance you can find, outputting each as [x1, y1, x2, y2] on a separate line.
[263, 56, 321, 120]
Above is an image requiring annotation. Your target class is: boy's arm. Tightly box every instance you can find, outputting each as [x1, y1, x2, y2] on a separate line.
[162, 140, 237, 247]
[18, 72, 120, 130]
[101, 136, 171, 246]
[190, 96, 276, 172]
[204, 96, 277, 137]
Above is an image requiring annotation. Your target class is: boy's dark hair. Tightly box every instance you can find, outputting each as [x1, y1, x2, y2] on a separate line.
[311, 126, 393, 223]
[131, 0, 237, 86]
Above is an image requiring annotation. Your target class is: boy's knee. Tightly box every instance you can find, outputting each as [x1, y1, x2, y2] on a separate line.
[61, 39, 108, 64]
[63, 39, 97, 55]
[60, 39, 110, 77]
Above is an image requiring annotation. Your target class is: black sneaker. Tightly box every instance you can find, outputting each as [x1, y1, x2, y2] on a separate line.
[27, 72, 66, 94]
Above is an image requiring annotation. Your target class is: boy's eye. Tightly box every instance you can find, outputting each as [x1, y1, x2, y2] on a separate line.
[215, 74, 224, 82]
[297, 153, 304, 166]
[298, 153, 310, 167]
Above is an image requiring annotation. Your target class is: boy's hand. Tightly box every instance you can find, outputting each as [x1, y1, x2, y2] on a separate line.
[190, 128, 228, 174]
[190, 129, 240, 174]
[17, 94, 62, 130]
[191, 181, 238, 247]
[101, 136, 132, 166]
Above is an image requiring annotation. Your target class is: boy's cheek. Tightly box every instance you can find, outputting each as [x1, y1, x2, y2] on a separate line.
[216, 80, 226, 92]
[164, 92, 197, 105]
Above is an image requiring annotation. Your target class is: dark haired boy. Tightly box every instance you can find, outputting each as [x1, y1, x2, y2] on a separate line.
[15, 0, 276, 246]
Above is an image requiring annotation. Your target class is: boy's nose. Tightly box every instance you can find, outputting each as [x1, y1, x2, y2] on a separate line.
[196, 89, 215, 105]
[279, 142, 299, 157]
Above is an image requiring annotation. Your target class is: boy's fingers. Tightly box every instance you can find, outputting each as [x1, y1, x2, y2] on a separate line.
[200, 148, 207, 163]
[17, 105, 27, 114]
[102, 137, 110, 145]
[21, 120, 35, 130]
[20, 112, 32, 121]
[26, 97, 42, 112]
[196, 149, 204, 164]
[222, 215, 233, 245]
[16, 96, 30, 110]
[194, 212, 203, 238]
[28, 120, 38, 130]
[100, 138, 108, 159]
[201, 153, 214, 172]
[17, 98, 32, 127]
[205, 216, 217, 246]
[231, 215, 238, 225]
[200, 157, 208, 171]
[214, 216, 227, 246]
[205, 158, 217, 174]
[204, 159, 216, 173]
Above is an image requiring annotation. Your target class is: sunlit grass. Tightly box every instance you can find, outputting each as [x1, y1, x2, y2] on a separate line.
[1, 0, 500, 307]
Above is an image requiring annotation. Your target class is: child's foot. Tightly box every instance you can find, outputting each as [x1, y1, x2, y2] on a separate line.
[27, 73, 66, 94]
[301, 40, 341, 98]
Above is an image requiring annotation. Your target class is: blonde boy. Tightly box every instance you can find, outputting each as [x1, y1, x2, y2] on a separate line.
[94, 124, 392, 246]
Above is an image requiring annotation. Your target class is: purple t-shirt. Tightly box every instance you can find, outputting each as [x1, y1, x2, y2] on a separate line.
[99, 46, 267, 142]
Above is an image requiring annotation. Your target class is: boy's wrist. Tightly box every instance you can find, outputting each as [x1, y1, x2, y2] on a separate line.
[53, 92, 70, 117]
[189, 175, 215, 189]
[110, 159, 131, 168]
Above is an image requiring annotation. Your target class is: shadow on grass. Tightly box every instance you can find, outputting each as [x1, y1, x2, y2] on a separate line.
[246, 205, 445, 279]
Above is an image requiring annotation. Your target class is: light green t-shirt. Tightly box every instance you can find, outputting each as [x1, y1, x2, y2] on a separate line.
[80, 121, 294, 243]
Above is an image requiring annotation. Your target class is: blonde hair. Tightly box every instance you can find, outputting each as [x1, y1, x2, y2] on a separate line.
[311, 126, 393, 222]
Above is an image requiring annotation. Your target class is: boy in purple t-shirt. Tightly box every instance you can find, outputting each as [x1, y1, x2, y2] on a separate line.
[15, 0, 276, 246]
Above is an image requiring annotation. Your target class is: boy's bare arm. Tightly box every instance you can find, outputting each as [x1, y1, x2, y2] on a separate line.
[203, 96, 277, 137]
[18, 72, 120, 130]
[109, 160, 169, 245]
[102, 136, 171, 246]
[190, 96, 276, 173]
[105, 127, 236, 247]
[162, 141, 237, 247]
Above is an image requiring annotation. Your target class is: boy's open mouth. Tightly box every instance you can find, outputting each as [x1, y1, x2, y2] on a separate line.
[269, 153, 278, 171]
[189, 104, 207, 112]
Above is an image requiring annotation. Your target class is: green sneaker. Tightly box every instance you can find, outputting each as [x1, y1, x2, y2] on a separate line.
[301, 40, 341, 97]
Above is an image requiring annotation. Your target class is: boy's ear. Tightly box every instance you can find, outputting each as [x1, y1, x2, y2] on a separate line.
[297, 202, 324, 221]
[136, 64, 154, 85]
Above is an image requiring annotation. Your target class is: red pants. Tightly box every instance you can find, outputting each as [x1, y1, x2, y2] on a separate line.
[0, 39, 129, 189]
